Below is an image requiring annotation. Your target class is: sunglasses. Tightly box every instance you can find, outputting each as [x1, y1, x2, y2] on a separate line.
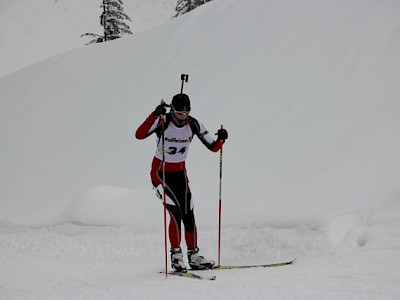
[174, 110, 190, 116]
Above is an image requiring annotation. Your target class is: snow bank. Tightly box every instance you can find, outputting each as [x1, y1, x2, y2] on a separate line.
[0, 0, 176, 78]
[65, 185, 160, 227]
[1, 0, 399, 231]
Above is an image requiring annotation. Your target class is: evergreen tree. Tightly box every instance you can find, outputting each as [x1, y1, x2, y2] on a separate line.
[82, 0, 132, 44]
[174, 0, 213, 17]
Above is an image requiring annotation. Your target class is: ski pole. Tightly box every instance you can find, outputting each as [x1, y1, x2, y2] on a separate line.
[217, 124, 223, 266]
[180, 74, 189, 93]
[160, 99, 168, 278]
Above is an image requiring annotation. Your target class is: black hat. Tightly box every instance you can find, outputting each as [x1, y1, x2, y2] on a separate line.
[171, 94, 191, 111]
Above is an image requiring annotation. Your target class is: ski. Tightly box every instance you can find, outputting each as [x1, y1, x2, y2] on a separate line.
[195, 258, 296, 271]
[159, 259, 295, 279]
[161, 271, 216, 281]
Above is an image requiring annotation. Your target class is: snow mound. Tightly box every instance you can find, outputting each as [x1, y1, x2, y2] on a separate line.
[65, 185, 160, 227]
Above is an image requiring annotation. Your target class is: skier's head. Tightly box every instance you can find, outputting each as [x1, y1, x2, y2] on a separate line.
[171, 93, 191, 112]
[171, 93, 191, 124]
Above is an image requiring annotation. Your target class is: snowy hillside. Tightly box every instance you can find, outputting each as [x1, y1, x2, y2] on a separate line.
[1, 0, 400, 299]
[0, 0, 176, 78]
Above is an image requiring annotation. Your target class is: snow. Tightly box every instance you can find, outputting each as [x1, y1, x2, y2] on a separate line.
[1, 0, 400, 299]
[0, 0, 177, 78]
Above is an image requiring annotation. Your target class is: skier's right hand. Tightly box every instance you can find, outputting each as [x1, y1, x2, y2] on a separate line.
[154, 102, 168, 117]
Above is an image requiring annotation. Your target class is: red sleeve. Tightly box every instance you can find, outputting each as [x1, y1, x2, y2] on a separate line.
[135, 112, 158, 140]
[211, 139, 225, 152]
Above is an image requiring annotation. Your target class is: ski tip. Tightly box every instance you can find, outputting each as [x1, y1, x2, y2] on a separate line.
[271, 258, 297, 267]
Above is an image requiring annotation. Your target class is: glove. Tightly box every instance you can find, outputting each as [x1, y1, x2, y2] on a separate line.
[216, 128, 228, 141]
[153, 103, 168, 117]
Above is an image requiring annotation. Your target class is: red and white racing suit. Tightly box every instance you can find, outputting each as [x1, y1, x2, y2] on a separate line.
[135, 111, 224, 249]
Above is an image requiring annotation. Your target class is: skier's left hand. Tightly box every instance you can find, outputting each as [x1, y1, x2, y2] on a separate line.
[217, 128, 228, 141]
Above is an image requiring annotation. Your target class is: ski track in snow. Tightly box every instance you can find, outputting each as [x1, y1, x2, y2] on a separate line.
[1, 223, 400, 299]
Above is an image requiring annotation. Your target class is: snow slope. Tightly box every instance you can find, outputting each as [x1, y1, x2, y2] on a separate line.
[0, 0, 176, 78]
[1, 0, 400, 299]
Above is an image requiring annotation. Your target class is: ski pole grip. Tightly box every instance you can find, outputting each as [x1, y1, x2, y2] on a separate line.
[160, 99, 170, 107]
[215, 124, 224, 136]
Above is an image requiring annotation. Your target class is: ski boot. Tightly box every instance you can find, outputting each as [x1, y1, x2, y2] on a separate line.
[187, 247, 215, 270]
[170, 247, 187, 272]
